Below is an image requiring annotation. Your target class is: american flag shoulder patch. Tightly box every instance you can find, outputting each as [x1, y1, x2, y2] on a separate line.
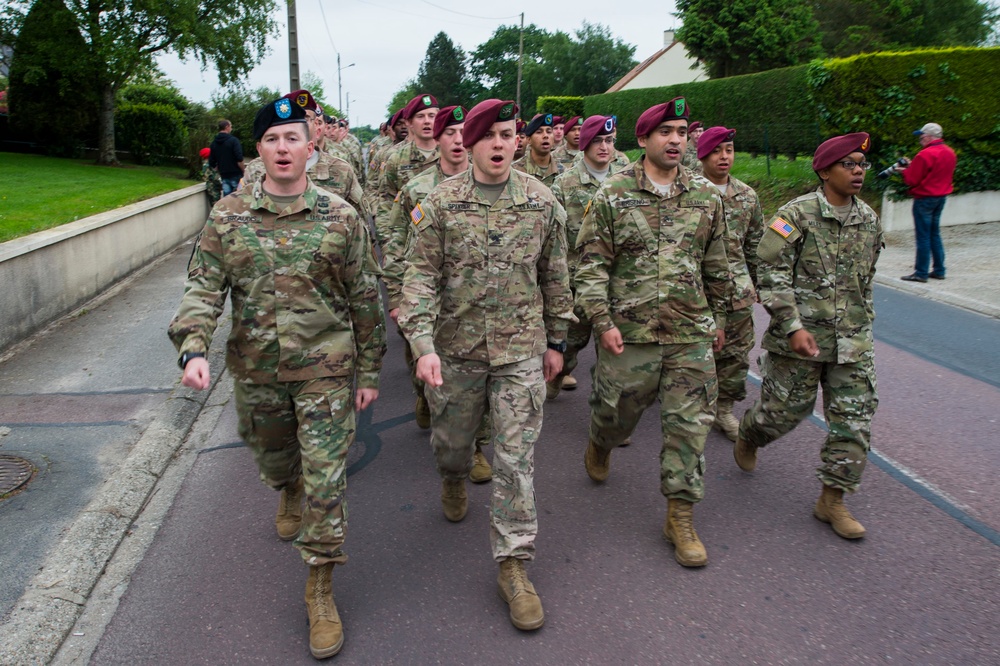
[410, 203, 424, 225]
[769, 217, 795, 238]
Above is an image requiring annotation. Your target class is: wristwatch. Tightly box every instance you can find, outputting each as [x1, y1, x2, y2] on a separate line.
[546, 340, 567, 353]
[179, 351, 206, 369]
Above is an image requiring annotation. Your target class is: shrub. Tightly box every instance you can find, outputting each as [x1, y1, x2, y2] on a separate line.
[536, 96, 584, 118]
[115, 102, 187, 165]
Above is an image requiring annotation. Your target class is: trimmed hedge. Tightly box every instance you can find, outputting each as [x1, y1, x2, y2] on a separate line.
[115, 102, 187, 165]
[585, 66, 820, 155]
[536, 96, 584, 118]
[808, 47, 1000, 195]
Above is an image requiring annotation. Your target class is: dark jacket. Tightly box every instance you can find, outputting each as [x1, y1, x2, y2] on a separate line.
[209, 132, 244, 180]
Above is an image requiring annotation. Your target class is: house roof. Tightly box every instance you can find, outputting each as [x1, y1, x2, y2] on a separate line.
[607, 41, 693, 93]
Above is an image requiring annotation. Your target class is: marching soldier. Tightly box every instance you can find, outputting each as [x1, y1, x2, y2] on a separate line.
[512, 113, 564, 186]
[552, 115, 582, 166]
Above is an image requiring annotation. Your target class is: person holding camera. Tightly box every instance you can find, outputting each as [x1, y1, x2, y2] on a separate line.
[897, 122, 957, 283]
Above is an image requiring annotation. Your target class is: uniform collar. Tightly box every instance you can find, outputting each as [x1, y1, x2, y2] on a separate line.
[453, 167, 529, 207]
[634, 156, 691, 196]
[250, 177, 320, 215]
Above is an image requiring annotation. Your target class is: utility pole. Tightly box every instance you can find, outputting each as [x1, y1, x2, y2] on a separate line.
[337, 55, 355, 115]
[287, 0, 300, 90]
[346, 93, 351, 121]
[516, 12, 524, 115]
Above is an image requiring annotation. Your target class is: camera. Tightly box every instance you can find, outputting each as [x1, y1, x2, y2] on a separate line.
[876, 157, 910, 179]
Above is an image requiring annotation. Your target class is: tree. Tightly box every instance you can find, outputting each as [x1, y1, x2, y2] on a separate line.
[469, 24, 550, 117]
[416, 32, 467, 104]
[814, 0, 997, 57]
[210, 85, 282, 161]
[7, 0, 100, 154]
[538, 23, 637, 97]
[675, 0, 822, 78]
[3, 0, 278, 164]
[385, 79, 419, 118]
[300, 70, 342, 118]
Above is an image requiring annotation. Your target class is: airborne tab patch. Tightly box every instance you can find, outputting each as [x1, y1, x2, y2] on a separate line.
[410, 203, 424, 225]
[769, 217, 796, 238]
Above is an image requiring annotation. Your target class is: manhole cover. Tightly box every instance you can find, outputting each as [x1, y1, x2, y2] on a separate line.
[0, 455, 34, 495]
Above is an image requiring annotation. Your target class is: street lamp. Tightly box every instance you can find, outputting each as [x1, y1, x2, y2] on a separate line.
[337, 54, 355, 115]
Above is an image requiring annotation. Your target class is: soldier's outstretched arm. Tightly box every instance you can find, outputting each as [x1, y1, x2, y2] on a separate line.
[398, 192, 445, 361]
[574, 189, 616, 338]
[538, 198, 574, 343]
[702, 193, 733, 334]
[756, 208, 805, 338]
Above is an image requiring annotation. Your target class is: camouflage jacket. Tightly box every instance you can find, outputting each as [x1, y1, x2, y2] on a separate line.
[241, 152, 370, 220]
[340, 137, 366, 186]
[398, 168, 575, 366]
[201, 162, 222, 206]
[375, 142, 440, 245]
[550, 158, 627, 277]
[575, 158, 732, 344]
[682, 143, 703, 175]
[573, 149, 631, 171]
[383, 164, 448, 309]
[719, 176, 765, 311]
[512, 151, 564, 186]
[167, 180, 386, 387]
[322, 140, 361, 179]
[552, 144, 580, 167]
[756, 187, 883, 364]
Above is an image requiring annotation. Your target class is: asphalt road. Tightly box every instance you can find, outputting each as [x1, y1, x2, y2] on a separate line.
[86, 284, 1000, 663]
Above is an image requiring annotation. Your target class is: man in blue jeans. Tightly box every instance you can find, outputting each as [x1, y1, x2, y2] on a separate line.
[898, 122, 957, 283]
[209, 119, 245, 196]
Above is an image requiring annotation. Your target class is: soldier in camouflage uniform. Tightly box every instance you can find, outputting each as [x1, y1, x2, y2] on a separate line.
[575, 98, 731, 569]
[735, 132, 882, 541]
[552, 115, 582, 166]
[398, 99, 575, 631]
[681, 120, 703, 174]
[374, 94, 440, 246]
[547, 115, 628, 400]
[364, 110, 407, 215]
[333, 118, 366, 185]
[512, 113, 565, 185]
[697, 127, 765, 441]
[199, 147, 223, 206]
[168, 98, 386, 659]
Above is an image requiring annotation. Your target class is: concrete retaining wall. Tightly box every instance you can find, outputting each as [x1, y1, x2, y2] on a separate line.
[0, 184, 208, 353]
[881, 190, 1000, 232]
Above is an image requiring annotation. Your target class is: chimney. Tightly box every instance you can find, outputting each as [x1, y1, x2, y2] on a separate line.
[664, 30, 676, 46]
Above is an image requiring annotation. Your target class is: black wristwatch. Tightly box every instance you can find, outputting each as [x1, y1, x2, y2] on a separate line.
[546, 340, 567, 353]
[179, 351, 206, 369]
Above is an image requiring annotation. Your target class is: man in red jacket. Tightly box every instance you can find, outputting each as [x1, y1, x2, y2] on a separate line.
[898, 122, 957, 282]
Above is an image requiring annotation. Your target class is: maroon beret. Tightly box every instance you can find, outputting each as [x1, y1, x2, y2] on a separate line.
[402, 93, 439, 120]
[697, 126, 736, 160]
[564, 116, 582, 133]
[284, 89, 319, 113]
[579, 115, 615, 151]
[390, 109, 404, 127]
[688, 121, 702, 132]
[433, 105, 466, 140]
[463, 99, 518, 147]
[635, 97, 690, 138]
[812, 132, 871, 171]
[552, 116, 564, 126]
[516, 119, 527, 134]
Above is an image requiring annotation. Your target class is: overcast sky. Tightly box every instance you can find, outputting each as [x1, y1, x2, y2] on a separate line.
[157, 0, 681, 128]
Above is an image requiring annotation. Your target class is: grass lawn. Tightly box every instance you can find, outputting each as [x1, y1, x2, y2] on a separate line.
[623, 149, 882, 218]
[0, 153, 198, 243]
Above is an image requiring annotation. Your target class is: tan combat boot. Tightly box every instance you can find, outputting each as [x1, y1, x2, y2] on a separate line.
[734, 437, 758, 472]
[560, 375, 578, 391]
[814, 485, 866, 539]
[441, 478, 468, 522]
[714, 399, 740, 442]
[497, 557, 545, 630]
[305, 563, 344, 658]
[663, 498, 708, 567]
[275, 476, 304, 541]
[414, 393, 431, 429]
[469, 445, 492, 484]
[584, 440, 611, 482]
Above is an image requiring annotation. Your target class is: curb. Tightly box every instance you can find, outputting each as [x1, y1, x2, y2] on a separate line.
[874, 274, 1000, 319]
[0, 325, 229, 666]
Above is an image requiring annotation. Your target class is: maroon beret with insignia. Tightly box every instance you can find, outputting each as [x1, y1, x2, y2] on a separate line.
[812, 132, 871, 172]
[635, 97, 690, 138]
[579, 115, 615, 151]
[463, 99, 518, 147]
[284, 89, 319, 113]
[516, 119, 527, 134]
[564, 116, 582, 133]
[433, 105, 467, 140]
[552, 116, 565, 126]
[697, 126, 736, 160]
[402, 93, 440, 120]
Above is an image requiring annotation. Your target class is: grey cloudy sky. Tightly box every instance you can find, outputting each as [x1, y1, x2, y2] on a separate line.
[157, 0, 681, 128]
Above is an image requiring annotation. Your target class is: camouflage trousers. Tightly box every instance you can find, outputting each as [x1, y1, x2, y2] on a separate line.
[715, 306, 755, 403]
[739, 352, 878, 493]
[425, 355, 545, 561]
[558, 304, 594, 381]
[234, 377, 354, 566]
[589, 342, 717, 502]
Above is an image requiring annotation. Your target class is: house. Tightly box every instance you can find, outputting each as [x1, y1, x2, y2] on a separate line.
[607, 30, 707, 92]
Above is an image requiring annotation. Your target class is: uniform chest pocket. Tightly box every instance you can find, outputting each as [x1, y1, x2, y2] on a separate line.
[489, 210, 542, 267]
[616, 208, 657, 256]
[221, 225, 271, 286]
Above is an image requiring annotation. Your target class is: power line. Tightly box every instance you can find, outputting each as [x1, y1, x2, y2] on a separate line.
[416, 0, 520, 20]
[316, 0, 339, 56]
[352, 0, 498, 29]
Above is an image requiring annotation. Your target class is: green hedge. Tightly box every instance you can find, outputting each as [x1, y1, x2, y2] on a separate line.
[115, 102, 187, 165]
[585, 66, 820, 155]
[808, 47, 1000, 195]
[535, 96, 584, 118]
